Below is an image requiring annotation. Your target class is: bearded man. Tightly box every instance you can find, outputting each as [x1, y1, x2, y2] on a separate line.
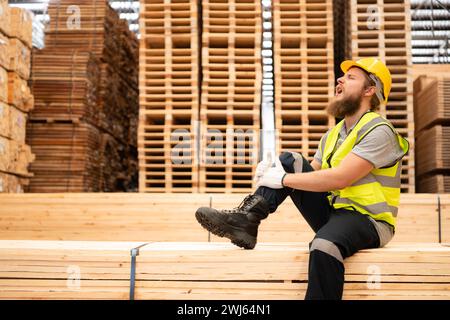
[194, 58, 409, 300]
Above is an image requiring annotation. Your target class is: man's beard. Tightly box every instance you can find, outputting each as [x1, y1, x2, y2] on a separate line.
[326, 93, 362, 118]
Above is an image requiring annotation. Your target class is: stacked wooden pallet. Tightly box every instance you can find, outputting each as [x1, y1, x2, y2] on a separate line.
[199, 0, 261, 193]
[349, 0, 415, 192]
[138, 0, 200, 192]
[27, 0, 138, 192]
[0, 240, 449, 300]
[273, 0, 335, 160]
[0, 2, 35, 193]
[413, 71, 450, 193]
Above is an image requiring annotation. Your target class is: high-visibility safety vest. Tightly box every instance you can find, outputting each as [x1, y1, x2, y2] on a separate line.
[319, 112, 409, 228]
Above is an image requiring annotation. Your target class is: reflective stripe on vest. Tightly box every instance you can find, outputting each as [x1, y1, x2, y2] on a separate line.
[321, 112, 409, 228]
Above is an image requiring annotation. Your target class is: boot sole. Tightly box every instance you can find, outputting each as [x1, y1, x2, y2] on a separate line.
[195, 209, 256, 249]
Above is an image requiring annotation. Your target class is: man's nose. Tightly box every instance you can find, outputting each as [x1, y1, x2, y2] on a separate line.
[337, 77, 344, 85]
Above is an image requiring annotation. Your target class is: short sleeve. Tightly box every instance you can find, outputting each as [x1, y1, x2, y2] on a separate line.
[351, 125, 405, 169]
[313, 148, 322, 164]
[314, 129, 331, 164]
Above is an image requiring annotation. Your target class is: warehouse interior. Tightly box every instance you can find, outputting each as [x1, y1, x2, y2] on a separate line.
[0, 0, 450, 301]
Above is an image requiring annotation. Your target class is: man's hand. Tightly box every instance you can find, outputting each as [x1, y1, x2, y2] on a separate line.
[255, 158, 287, 189]
[254, 153, 273, 185]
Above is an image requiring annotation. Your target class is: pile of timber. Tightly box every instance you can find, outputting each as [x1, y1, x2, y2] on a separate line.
[0, 240, 449, 300]
[0, 193, 448, 299]
[413, 69, 450, 193]
[0, 193, 446, 243]
[27, 0, 138, 192]
[0, 1, 35, 193]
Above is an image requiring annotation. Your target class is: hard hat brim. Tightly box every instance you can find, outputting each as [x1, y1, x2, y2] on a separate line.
[340, 60, 368, 74]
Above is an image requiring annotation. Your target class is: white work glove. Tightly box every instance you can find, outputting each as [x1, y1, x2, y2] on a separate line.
[255, 158, 287, 189]
[254, 153, 273, 185]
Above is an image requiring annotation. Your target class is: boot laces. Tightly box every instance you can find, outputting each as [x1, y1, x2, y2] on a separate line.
[223, 194, 256, 214]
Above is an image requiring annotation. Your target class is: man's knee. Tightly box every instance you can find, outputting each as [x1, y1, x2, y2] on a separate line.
[309, 238, 344, 264]
[279, 151, 305, 174]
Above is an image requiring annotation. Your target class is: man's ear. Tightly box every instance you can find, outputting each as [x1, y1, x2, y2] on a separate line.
[364, 86, 376, 97]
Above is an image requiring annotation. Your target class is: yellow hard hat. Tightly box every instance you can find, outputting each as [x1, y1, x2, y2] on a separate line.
[340, 58, 392, 104]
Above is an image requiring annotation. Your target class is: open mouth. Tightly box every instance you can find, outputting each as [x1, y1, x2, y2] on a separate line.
[335, 85, 343, 96]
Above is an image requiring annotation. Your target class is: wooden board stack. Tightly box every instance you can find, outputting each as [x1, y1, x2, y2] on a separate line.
[273, 0, 335, 161]
[349, 0, 415, 192]
[0, 240, 449, 300]
[0, 2, 35, 193]
[138, 0, 200, 192]
[0, 193, 440, 243]
[414, 72, 450, 193]
[199, 0, 261, 193]
[27, 0, 138, 192]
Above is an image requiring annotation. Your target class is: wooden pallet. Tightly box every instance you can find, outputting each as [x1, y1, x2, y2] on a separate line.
[139, 0, 199, 193]
[0, 240, 449, 300]
[414, 75, 450, 133]
[349, 0, 415, 193]
[273, 0, 335, 161]
[138, 111, 199, 193]
[416, 125, 450, 177]
[199, 0, 261, 193]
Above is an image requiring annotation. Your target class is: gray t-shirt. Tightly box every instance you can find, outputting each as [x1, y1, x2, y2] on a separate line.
[313, 122, 405, 247]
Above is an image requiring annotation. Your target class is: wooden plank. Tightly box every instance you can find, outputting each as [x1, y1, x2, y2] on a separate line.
[0, 67, 7, 104]
[0, 32, 9, 70]
[0, 102, 9, 139]
[9, 7, 33, 49]
[441, 194, 450, 244]
[7, 38, 30, 80]
[7, 72, 33, 112]
[0, 0, 11, 37]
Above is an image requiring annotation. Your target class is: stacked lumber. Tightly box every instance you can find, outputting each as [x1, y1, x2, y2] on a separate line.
[26, 122, 102, 192]
[0, 3, 35, 193]
[413, 72, 450, 192]
[27, 0, 138, 192]
[349, 0, 415, 193]
[0, 240, 138, 300]
[138, 0, 200, 192]
[0, 193, 441, 243]
[273, 0, 335, 160]
[0, 240, 449, 300]
[199, 0, 261, 193]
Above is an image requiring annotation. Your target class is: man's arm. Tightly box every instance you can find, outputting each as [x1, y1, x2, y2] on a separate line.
[283, 152, 374, 192]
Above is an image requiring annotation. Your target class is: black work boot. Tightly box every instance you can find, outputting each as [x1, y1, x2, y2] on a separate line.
[195, 194, 270, 249]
